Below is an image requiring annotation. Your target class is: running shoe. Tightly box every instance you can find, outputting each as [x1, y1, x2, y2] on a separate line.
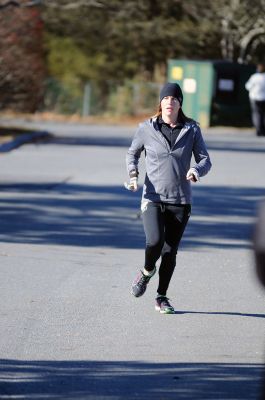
[155, 296, 175, 314]
[131, 268, 156, 297]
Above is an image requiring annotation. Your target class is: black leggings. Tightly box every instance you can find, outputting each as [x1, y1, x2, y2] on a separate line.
[250, 99, 265, 136]
[142, 202, 191, 296]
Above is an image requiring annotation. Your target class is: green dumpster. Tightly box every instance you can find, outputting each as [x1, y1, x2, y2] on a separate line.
[168, 59, 255, 128]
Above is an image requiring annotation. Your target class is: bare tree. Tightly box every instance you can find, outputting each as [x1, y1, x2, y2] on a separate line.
[217, 0, 265, 62]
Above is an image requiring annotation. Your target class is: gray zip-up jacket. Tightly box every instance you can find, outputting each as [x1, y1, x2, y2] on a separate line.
[126, 117, 212, 204]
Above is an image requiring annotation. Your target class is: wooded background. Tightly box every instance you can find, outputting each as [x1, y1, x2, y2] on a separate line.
[0, 0, 265, 115]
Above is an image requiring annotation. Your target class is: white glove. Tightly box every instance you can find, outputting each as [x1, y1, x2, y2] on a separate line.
[186, 168, 199, 182]
[124, 177, 138, 191]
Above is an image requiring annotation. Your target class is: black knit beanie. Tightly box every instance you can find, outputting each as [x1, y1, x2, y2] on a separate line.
[159, 82, 183, 105]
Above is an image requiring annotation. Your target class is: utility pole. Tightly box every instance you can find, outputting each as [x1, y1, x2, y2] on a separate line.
[82, 82, 91, 117]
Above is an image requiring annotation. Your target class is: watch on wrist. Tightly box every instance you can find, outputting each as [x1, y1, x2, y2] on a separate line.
[129, 170, 138, 178]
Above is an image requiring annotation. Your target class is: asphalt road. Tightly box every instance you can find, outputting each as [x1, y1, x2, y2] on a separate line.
[0, 120, 264, 399]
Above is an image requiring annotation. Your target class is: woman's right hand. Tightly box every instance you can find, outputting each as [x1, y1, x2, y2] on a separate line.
[124, 177, 138, 191]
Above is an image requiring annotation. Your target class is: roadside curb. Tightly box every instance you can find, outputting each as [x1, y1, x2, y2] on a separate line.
[0, 130, 51, 153]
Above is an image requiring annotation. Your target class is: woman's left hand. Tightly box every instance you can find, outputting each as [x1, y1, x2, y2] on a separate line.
[186, 168, 199, 182]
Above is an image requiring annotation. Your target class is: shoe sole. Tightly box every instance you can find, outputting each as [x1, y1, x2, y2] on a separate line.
[155, 305, 175, 314]
[131, 289, 145, 297]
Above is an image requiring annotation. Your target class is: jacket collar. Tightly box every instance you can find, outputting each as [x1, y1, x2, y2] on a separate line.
[150, 117, 192, 144]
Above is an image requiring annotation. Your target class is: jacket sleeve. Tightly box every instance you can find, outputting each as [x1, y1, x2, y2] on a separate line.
[126, 124, 145, 176]
[191, 125, 212, 178]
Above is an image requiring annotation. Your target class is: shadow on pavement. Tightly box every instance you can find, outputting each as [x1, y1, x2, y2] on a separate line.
[185, 185, 265, 249]
[205, 138, 265, 153]
[43, 133, 265, 153]
[0, 359, 264, 400]
[44, 135, 131, 148]
[174, 310, 265, 318]
[0, 182, 264, 249]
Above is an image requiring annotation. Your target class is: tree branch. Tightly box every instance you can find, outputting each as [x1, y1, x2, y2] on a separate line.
[238, 26, 265, 62]
[0, 1, 19, 8]
[0, 0, 42, 8]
